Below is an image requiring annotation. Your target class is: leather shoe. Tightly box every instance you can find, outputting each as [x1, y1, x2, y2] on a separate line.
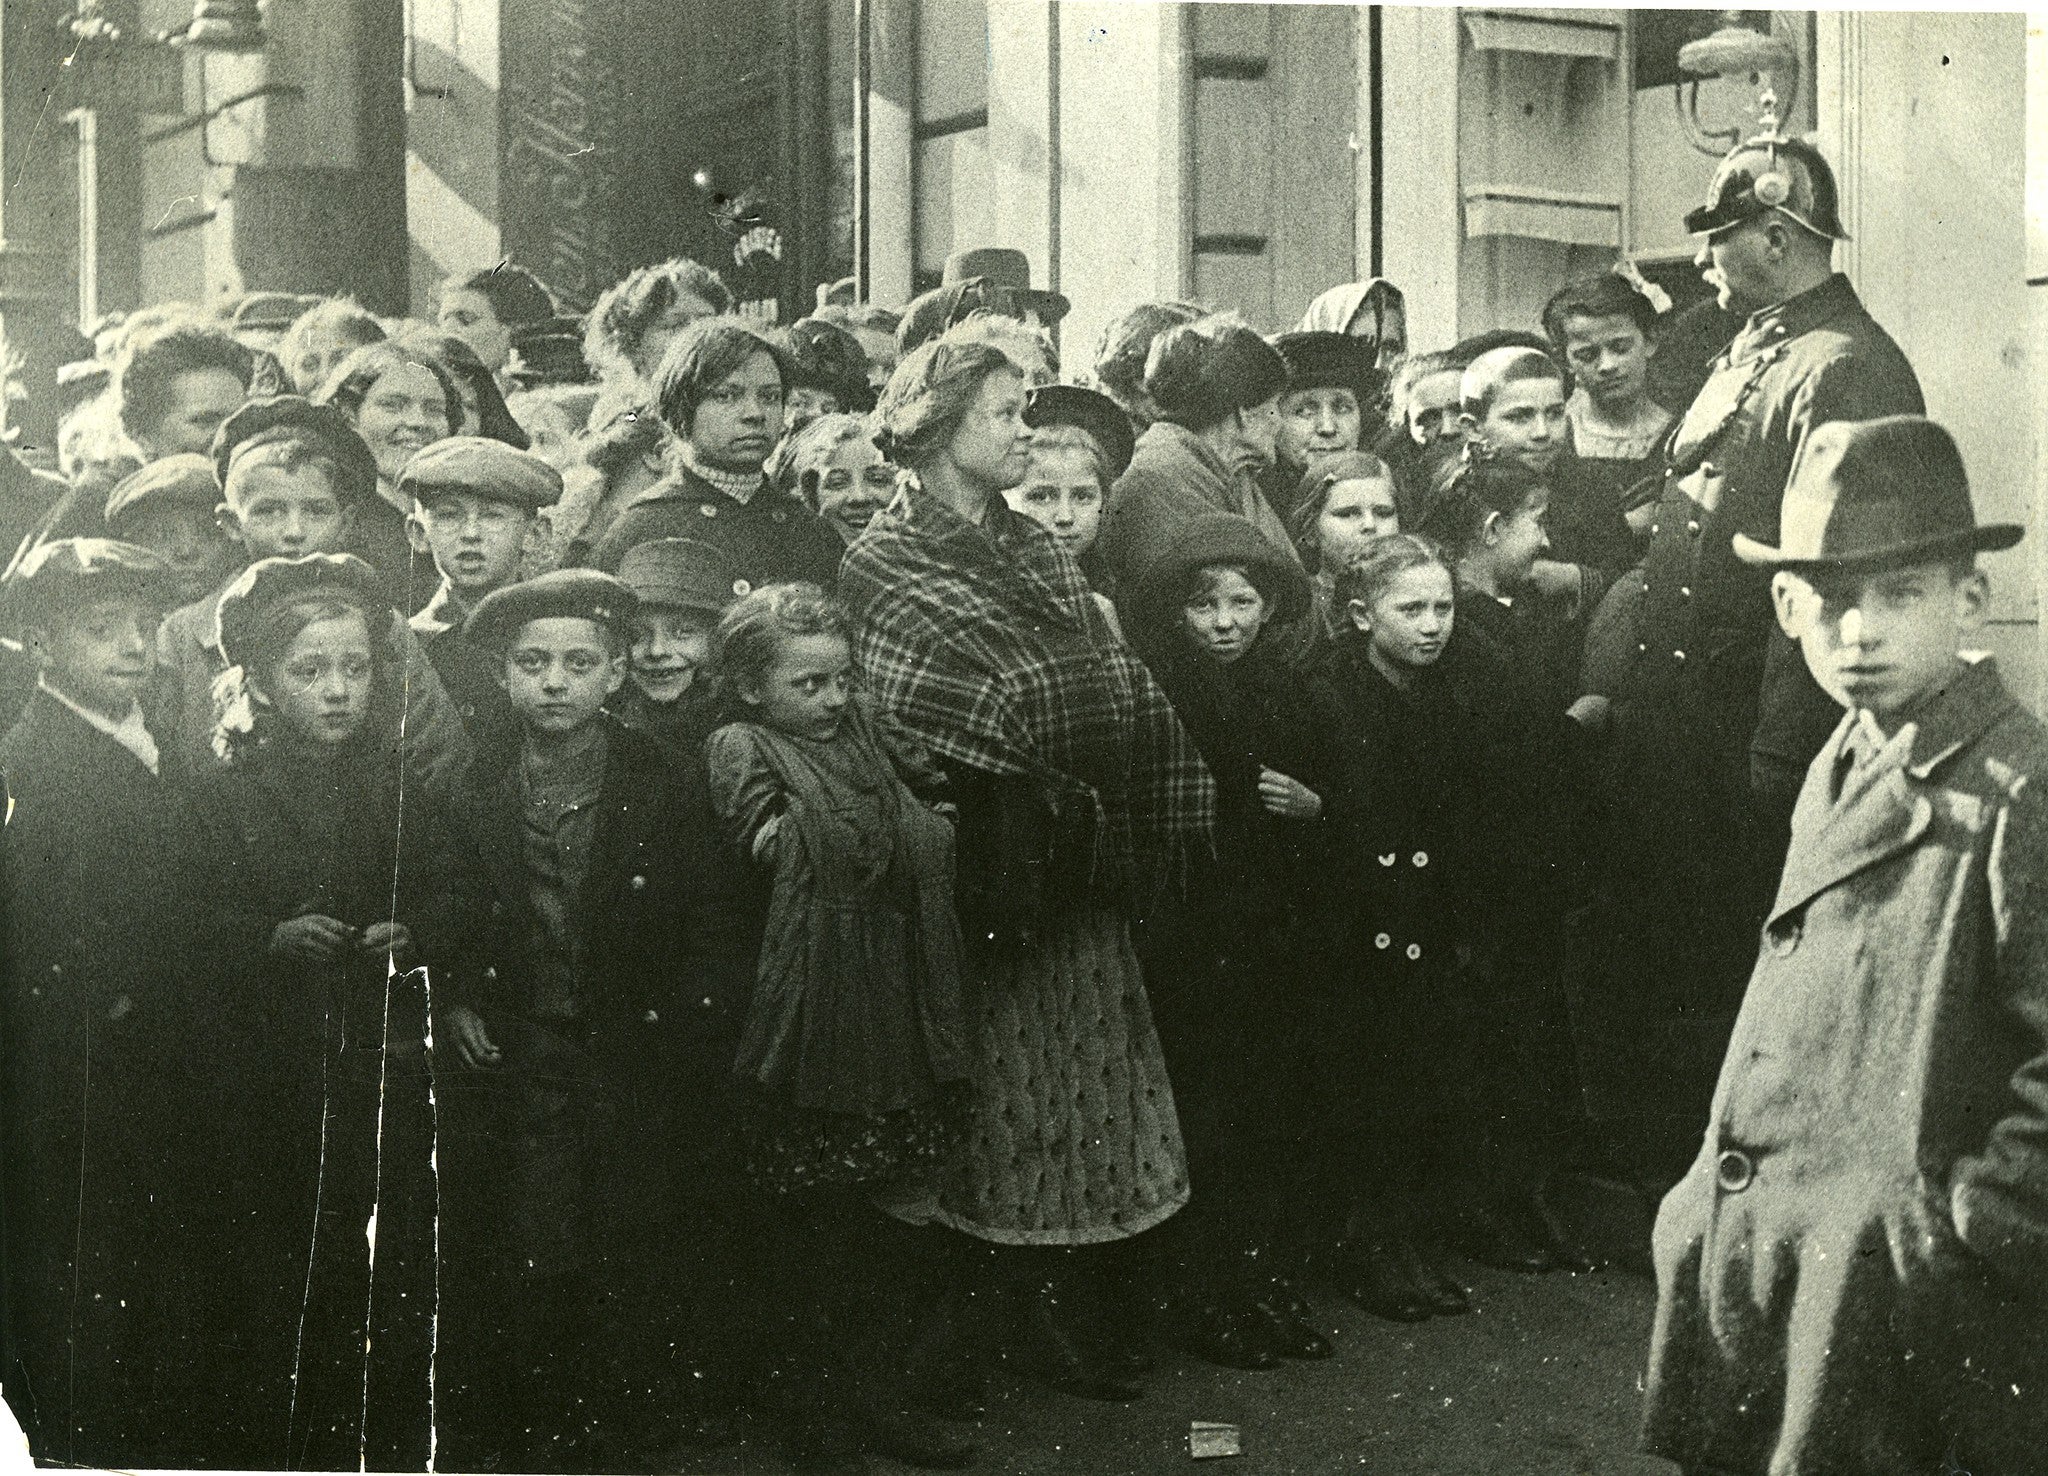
[1334, 1241, 1434, 1323]
[1253, 1290, 1335, 1360]
[1395, 1239, 1472, 1314]
[866, 1410, 979, 1470]
[1172, 1299, 1283, 1370]
[1456, 1206, 1557, 1274]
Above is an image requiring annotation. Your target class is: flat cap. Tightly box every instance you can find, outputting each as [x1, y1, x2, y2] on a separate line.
[231, 292, 320, 334]
[398, 435, 564, 511]
[104, 453, 221, 530]
[464, 568, 638, 651]
[615, 537, 751, 615]
[1023, 383, 1136, 480]
[783, 317, 876, 412]
[3, 537, 177, 628]
[213, 395, 380, 507]
[214, 552, 387, 670]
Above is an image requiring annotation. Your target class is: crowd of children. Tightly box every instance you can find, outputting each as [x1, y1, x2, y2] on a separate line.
[0, 221, 2039, 1476]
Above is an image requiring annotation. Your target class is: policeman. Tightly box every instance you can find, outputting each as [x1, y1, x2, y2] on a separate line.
[1584, 135, 1925, 1190]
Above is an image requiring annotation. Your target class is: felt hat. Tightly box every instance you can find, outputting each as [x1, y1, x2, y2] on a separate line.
[212, 395, 380, 507]
[782, 317, 877, 412]
[464, 568, 638, 651]
[1731, 416, 2020, 572]
[3, 537, 178, 629]
[1685, 135, 1848, 241]
[942, 247, 1070, 325]
[1023, 383, 1136, 480]
[1272, 331, 1380, 400]
[213, 552, 387, 670]
[103, 454, 221, 530]
[615, 537, 751, 616]
[398, 435, 564, 512]
[1144, 320, 1290, 430]
[1132, 512, 1311, 629]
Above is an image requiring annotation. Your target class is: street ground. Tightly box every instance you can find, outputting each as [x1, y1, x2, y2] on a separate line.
[677, 1260, 1675, 1476]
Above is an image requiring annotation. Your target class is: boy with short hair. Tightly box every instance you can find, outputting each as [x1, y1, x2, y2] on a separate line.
[404, 436, 563, 742]
[450, 569, 753, 1468]
[150, 395, 472, 790]
[0, 539, 228, 1466]
[610, 536, 745, 762]
[102, 453, 239, 607]
[1459, 346, 1635, 595]
[1643, 416, 2048, 1476]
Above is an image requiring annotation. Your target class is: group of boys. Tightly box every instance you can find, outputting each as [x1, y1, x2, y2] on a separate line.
[0, 394, 772, 1468]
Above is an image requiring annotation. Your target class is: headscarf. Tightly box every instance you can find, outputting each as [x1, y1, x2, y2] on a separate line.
[1298, 278, 1406, 346]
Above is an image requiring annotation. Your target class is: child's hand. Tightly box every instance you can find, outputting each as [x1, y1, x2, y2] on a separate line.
[1258, 768, 1323, 820]
[443, 1005, 502, 1070]
[360, 920, 416, 965]
[270, 914, 358, 963]
[1566, 694, 1611, 731]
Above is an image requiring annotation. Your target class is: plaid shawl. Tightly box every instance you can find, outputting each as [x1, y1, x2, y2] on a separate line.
[839, 484, 1214, 895]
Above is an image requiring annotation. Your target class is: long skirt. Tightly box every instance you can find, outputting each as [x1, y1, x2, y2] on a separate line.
[934, 909, 1188, 1246]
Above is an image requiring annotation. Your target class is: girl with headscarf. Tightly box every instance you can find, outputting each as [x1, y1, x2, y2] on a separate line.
[840, 338, 1213, 1404]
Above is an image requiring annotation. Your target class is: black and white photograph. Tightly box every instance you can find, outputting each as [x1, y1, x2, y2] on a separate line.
[0, 1, 2041, 1471]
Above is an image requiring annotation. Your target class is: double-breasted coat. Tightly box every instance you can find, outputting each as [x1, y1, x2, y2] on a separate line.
[1643, 659, 2048, 1475]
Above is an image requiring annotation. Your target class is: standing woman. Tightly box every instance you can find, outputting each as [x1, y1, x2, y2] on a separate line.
[840, 340, 1213, 1398]
[316, 341, 463, 611]
[187, 554, 485, 1469]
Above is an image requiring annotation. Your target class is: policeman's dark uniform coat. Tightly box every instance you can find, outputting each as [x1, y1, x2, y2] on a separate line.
[588, 464, 845, 589]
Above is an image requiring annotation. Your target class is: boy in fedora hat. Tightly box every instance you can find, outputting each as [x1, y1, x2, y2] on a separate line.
[1643, 416, 2048, 1476]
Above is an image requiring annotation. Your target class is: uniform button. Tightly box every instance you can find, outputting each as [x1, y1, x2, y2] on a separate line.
[1374, 933, 1391, 950]
[1673, 649, 1686, 662]
[1638, 642, 1648, 654]
[1680, 586, 1692, 598]
[1641, 581, 1651, 594]
[1412, 851, 1428, 867]
[1650, 524, 1660, 536]
[1769, 918, 1801, 956]
[1687, 520, 1701, 536]
[699, 503, 719, 518]
[1405, 943, 1422, 960]
[1716, 1149, 1755, 1193]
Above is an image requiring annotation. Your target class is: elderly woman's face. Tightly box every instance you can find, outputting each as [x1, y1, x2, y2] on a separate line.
[948, 370, 1032, 492]
[355, 362, 450, 484]
[806, 436, 896, 544]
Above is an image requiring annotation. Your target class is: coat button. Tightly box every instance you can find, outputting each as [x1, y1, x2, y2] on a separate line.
[1650, 524, 1660, 537]
[1641, 580, 1651, 595]
[1374, 933, 1391, 950]
[1412, 851, 1428, 867]
[1680, 586, 1692, 598]
[1700, 461, 1717, 477]
[642, 1009, 660, 1025]
[1716, 1149, 1755, 1193]
[772, 508, 787, 523]
[1673, 649, 1686, 662]
[1405, 943, 1422, 960]
[1769, 919, 1800, 956]
[630, 874, 647, 891]
[1379, 853, 1396, 867]
[699, 503, 719, 518]
[1687, 520, 1702, 536]
[1638, 642, 1648, 654]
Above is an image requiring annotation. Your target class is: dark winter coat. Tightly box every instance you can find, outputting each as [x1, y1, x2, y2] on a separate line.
[1644, 658, 2048, 1476]
[1098, 421, 1300, 594]
[0, 691, 236, 1467]
[588, 464, 845, 590]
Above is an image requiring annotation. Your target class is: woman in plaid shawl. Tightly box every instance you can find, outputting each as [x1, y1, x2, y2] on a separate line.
[841, 337, 1214, 1396]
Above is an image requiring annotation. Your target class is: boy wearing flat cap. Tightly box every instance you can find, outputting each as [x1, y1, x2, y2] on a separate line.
[449, 569, 753, 1465]
[102, 452, 241, 606]
[0, 539, 233, 1465]
[1643, 416, 2048, 1476]
[150, 396, 473, 793]
[404, 436, 564, 744]
[611, 536, 746, 764]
